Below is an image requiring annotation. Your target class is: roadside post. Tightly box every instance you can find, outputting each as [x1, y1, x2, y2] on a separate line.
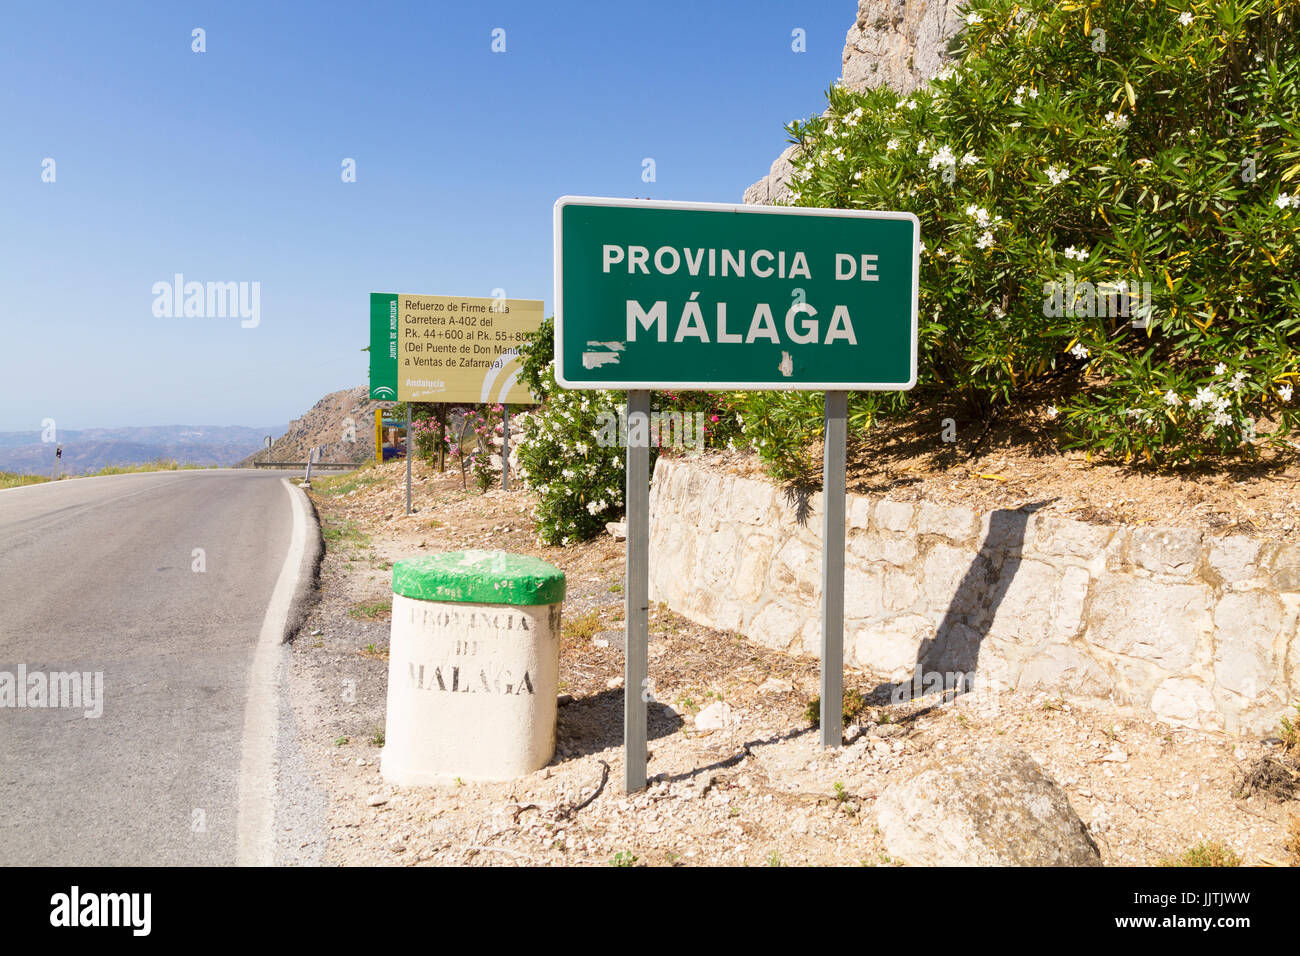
[264, 435, 272, 464]
[405, 404, 412, 514]
[553, 196, 918, 791]
[821, 391, 847, 748]
[501, 406, 511, 491]
[624, 389, 651, 791]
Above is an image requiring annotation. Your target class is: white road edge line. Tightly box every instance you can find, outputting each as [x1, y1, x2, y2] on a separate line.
[236, 477, 311, 866]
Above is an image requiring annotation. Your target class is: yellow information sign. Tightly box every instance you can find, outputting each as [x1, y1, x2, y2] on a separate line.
[372, 294, 545, 404]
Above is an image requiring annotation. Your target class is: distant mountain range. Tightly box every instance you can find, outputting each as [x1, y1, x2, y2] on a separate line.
[0, 425, 280, 476]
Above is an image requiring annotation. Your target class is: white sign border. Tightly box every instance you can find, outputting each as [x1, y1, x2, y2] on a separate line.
[552, 195, 920, 392]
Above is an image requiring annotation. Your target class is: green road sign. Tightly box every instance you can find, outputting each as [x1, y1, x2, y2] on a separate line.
[370, 293, 399, 400]
[553, 197, 919, 391]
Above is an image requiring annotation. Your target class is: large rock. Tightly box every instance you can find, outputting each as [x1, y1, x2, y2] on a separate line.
[744, 0, 965, 204]
[841, 0, 965, 95]
[875, 744, 1102, 866]
[741, 144, 800, 206]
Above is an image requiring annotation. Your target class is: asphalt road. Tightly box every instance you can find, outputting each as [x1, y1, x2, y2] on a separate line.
[0, 470, 324, 866]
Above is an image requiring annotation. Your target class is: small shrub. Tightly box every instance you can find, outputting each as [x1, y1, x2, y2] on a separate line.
[348, 601, 390, 621]
[563, 610, 601, 643]
[1159, 841, 1242, 868]
[804, 687, 868, 726]
[1281, 703, 1300, 753]
[410, 415, 448, 465]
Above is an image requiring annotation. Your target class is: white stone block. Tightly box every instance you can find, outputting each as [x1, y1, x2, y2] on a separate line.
[874, 499, 914, 533]
[917, 501, 977, 543]
[1130, 527, 1202, 576]
[1207, 535, 1263, 585]
[382, 595, 560, 784]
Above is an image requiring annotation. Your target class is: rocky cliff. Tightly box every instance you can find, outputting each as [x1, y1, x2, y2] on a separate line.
[239, 385, 385, 466]
[743, 0, 964, 205]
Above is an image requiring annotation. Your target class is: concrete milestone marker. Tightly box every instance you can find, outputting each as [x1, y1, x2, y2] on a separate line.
[381, 550, 566, 784]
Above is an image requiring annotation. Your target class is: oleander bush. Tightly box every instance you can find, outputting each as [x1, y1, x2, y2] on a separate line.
[515, 317, 743, 543]
[749, 0, 1300, 470]
[448, 404, 503, 493]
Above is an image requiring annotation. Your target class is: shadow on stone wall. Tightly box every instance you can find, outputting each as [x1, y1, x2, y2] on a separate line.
[874, 501, 1052, 704]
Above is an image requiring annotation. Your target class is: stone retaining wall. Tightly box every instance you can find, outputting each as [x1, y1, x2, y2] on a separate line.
[647, 458, 1300, 734]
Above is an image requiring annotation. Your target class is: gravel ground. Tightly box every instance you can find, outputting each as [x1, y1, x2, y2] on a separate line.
[284, 458, 1298, 866]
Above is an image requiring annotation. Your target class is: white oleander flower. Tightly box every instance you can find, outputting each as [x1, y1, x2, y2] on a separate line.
[1276, 193, 1295, 210]
[1279, 384, 1294, 403]
[1046, 165, 1069, 185]
[1212, 410, 1232, 427]
[1045, 406, 1059, 419]
[966, 11, 983, 25]
[929, 145, 956, 169]
[1178, 11, 1194, 26]
[1230, 371, 1247, 391]
[1214, 362, 1227, 375]
[961, 152, 979, 166]
[1104, 111, 1130, 130]
[1069, 343, 1089, 359]
[886, 138, 899, 151]
[976, 230, 995, 249]
[1164, 390, 1181, 406]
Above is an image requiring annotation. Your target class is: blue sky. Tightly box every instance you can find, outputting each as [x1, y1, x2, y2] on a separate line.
[0, 1, 849, 431]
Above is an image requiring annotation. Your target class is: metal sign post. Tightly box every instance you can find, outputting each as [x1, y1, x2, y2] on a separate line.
[405, 404, 412, 515]
[821, 392, 847, 747]
[501, 406, 511, 491]
[624, 390, 651, 793]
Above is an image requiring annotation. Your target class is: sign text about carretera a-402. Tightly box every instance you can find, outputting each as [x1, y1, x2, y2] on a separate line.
[554, 198, 919, 391]
[369, 293, 545, 404]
